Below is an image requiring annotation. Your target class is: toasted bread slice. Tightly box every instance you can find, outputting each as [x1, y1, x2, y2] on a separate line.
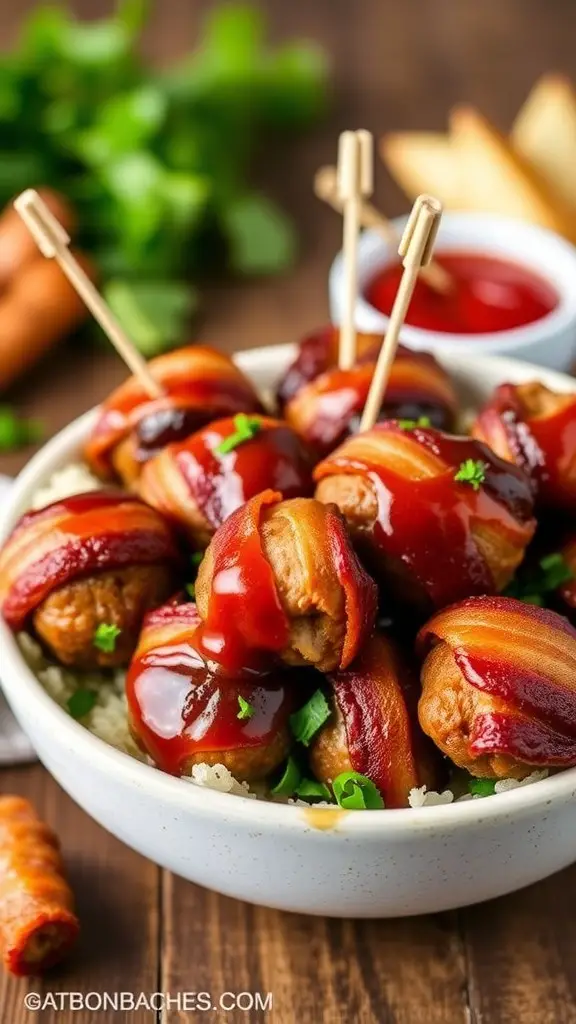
[380, 132, 466, 208]
[450, 105, 576, 241]
[512, 74, 576, 213]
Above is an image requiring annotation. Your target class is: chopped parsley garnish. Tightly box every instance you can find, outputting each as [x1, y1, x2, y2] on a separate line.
[397, 415, 431, 431]
[289, 689, 331, 747]
[237, 695, 255, 720]
[454, 458, 487, 491]
[468, 777, 497, 797]
[215, 413, 262, 455]
[190, 552, 204, 567]
[271, 756, 302, 796]
[185, 582, 196, 600]
[332, 771, 385, 810]
[294, 778, 333, 802]
[539, 552, 574, 589]
[0, 407, 44, 451]
[505, 552, 574, 606]
[93, 623, 122, 653]
[67, 689, 97, 720]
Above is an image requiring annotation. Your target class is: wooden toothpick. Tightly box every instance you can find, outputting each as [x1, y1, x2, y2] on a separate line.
[314, 165, 453, 295]
[14, 189, 164, 399]
[336, 130, 373, 371]
[359, 194, 443, 433]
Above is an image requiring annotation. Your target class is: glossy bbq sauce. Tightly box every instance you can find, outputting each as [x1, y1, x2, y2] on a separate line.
[336, 427, 535, 610]
[126, 614, 291, 776]
[174, 419, 312, 530]
[365, 252, 558, 334]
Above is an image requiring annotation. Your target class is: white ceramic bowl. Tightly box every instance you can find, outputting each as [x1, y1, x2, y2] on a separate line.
[329, 213, 576, 372]
[2, 345, 576, 918]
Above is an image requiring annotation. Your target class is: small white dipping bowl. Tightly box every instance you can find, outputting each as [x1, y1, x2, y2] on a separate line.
[2, 345, 576, 918]
[329, 213, 576, 372]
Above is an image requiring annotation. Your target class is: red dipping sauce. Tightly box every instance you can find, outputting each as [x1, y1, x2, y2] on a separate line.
[365, 252, 558, 334]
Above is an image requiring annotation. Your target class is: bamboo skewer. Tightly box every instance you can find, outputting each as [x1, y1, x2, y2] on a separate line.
[13, 189, 164, 399]
[336, 131, 374, 371]
[360, 194, 443, 433]
[314, 165, 453, 295]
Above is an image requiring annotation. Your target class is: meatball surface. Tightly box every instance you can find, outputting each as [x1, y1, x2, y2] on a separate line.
[33, 564, 174, 668]
[259, 499, 347, 672]
[180, 728, 291, 783]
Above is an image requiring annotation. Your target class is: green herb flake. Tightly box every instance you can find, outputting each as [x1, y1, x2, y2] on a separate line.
[215, 413, 262, 455]
[270, 756, 302, 797]
[185, 582, 196, 600]
[504, 551, 574, 606]
[468, 778, 497, 797]
[332, 771, 385, 810]
[294, 778, 333, 803]
[93, 623, 122, 653]
[190, 552, 204, 567]
[0, 407, 44, 451]
[289, 689, 331, 747]
[237, 695, 255, 720]
[67, 689, 98, 720]
[454, 458, 487, 491]
[397, 416, 431, 431]
[539, 552, 574, 590]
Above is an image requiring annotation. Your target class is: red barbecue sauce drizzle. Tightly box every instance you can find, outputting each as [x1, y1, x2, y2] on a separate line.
[333, 426, 534, 610]
[365, 252, 558, 334]
[126, 604, 291, 776]
[487, 384, 576, 500]
[173, 419, 313, 530]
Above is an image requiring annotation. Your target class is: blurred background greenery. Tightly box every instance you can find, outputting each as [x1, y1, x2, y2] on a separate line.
[0, 1, 329, 353]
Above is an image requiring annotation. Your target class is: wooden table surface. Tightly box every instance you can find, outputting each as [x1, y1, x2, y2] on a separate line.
[2, 2, 576, 1021]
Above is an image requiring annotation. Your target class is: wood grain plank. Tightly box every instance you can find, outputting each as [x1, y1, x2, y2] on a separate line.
[462, 866, 576, 1024]
[0, 765, 160, 1024]
[160, 878, 469, 1024]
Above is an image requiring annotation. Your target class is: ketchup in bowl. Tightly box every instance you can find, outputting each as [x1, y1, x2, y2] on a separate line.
[364, 252, 558, 335]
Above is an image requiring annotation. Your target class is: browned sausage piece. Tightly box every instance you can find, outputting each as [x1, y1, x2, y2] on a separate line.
[0, 796, 79, 976]
[0, 189, 75, 292]
[0, 252, 94, 392]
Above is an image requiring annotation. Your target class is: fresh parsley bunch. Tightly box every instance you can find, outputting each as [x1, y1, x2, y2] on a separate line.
[0, 1, 328, 353]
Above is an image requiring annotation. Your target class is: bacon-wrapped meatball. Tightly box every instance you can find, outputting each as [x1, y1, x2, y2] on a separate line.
[314, 423, 536, 614]
[472, 381, 576, 512]
[417, 596, 576, 778]
[0, 492, 177, 667]
[127, 601, 292, 781]
[139, 414, 313, 547]
[277, 326, 457, 454]
[310, 634, 440, 808]
[195, 490, 377, 674]
[84, 346, 263, 485]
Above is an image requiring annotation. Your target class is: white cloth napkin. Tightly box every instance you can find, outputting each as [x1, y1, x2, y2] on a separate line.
[0, 474, 37, 765]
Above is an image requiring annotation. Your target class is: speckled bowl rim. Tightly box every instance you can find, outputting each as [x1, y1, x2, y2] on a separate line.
[2, 344, 576, 834]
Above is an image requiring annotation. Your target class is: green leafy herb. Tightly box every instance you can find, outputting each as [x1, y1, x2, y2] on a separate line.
[215, 413, 262, 455]
[294, 778, 333, 802]
[0, 408, 44, 451]
[0, 3, 328, 355]
[397, 416, 431, 431]
[505, 552, 574, 607]
[289, 689, 331, 747]
[185, 582, 196, 600]
[468, 778, 497, 797]
[190, 552, 204, 567]
[67, 689, 97, 720]
[332, 771, 385, 810]
[270, 755, 302, 796]
[93, 623, 122, 653]
[237, 695, 255, 720]
[454, 458, 487, 491]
